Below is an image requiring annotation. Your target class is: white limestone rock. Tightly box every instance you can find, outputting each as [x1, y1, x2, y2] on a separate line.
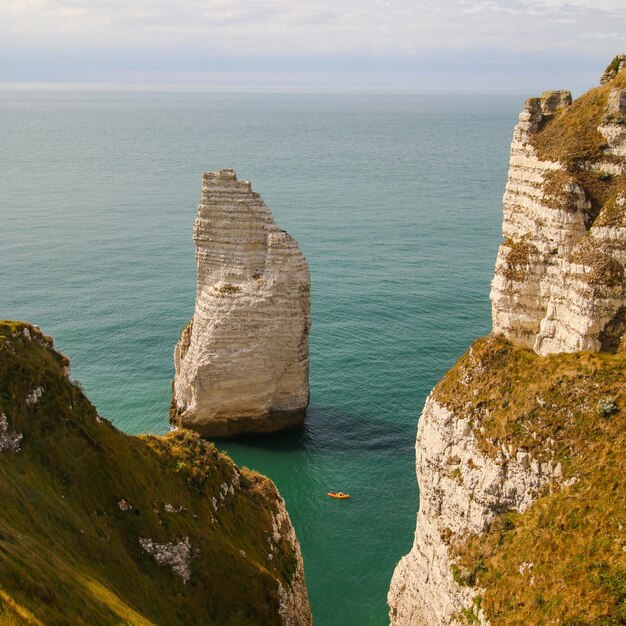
[0, 413, 22, 453]
[490, 64, 626, 356]
[25, 386, 44, 406]
[172, 169, 310, 437]
[139, 536, 192, 584]
[607, 88, 626, 115]
[388, 397, 557, 625]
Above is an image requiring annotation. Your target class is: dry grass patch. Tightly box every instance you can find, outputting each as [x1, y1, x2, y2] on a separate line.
[435, 336, 626, 624]
[532, 70, 626, 165]
[531, 68, 626, 217]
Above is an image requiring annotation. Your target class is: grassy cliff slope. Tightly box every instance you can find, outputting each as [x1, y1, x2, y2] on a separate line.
[0, 321, 307, 625]
[435, 336, 626, 624]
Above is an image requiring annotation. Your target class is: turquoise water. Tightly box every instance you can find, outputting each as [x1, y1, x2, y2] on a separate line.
[1, 91, 521, 625]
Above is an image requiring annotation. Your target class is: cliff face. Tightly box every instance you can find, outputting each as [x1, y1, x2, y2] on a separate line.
[0, 320, 312, 625]
[389, 57, 626, 625]
[389, 392, 558, 625]
[491, 63, 626, 355]
[172, 169, 311, 437]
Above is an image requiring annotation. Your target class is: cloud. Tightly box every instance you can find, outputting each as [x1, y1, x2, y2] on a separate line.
[0, 0, 625, 89]
[522, 0, 626, 10]
[2, 0, 622, 52]
[580, 31, 624, 39]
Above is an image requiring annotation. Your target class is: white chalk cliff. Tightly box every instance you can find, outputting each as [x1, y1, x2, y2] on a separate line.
[172, 169, 310, 437]
[491, 67, 626, 355]
[388, 393, 560, 625]
[389, 57, 626, 625]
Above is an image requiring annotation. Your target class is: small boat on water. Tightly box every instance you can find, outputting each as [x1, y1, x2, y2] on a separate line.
[327, 491, 350, 499]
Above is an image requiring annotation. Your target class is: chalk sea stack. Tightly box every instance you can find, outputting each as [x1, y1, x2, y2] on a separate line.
[172, 169, 311, 438]
[389, 56, 626, 624]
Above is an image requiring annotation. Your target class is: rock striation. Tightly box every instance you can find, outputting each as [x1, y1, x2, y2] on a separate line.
[491, 58, 626, 356]
[172, 169, 311, 437]
[389, 56, 626, 625]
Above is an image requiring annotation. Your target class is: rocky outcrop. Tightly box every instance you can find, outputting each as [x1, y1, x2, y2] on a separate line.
[172, 169, 311, 437]
[389, 57, 626, 625]
[390, 332, 626, 624]
[388, 394, 560, 625]
[601, 54, 626, 85]
[490, 58, 626, 356]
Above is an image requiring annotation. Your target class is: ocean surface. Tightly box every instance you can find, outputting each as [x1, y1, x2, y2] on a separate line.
[1, 91, 522, 625]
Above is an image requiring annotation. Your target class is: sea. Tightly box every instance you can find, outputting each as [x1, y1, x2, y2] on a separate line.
[1, 90, 522, 625]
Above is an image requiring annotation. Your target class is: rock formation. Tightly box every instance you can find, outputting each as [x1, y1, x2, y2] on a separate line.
[388, 393, 560, 625]
[491, 60, 626, 355]
[389, 56, 626, 625]
[0, 320, 313, 625]
[172, 169, 311, 437]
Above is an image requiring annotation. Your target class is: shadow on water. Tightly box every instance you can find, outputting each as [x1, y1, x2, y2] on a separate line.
[227, 403, 416, 457]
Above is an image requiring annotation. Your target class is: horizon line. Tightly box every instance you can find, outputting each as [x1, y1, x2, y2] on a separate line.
[0, 81, 531, 96]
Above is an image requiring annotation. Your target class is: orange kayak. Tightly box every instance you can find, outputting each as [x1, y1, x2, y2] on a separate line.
[327, 492, 350, 499]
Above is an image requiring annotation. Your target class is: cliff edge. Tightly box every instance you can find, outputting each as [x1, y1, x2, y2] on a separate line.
[0, 320, 312, 625]
[172, 169, 311, 437]
[389, 56, 626, 625]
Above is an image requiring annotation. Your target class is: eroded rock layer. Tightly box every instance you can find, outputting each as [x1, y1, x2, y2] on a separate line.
[172, 169, 310, 437]
[491, 60, 626, 355]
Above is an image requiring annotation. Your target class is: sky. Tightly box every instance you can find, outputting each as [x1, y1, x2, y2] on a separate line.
[1, 0, 625, 92]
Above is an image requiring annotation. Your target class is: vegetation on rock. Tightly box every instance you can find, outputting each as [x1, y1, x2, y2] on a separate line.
[595, 189, 626, 228]
[568, 237, 624, 287]
[0, 320, 306, 625]
[434, 336, 626, 624]
[531, 64, 626, 218]
[501, 238, 539, 282]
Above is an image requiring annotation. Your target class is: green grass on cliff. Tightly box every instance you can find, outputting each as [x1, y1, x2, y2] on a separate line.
[435, 336, 626, 624]
[0, 321, 300, 625]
